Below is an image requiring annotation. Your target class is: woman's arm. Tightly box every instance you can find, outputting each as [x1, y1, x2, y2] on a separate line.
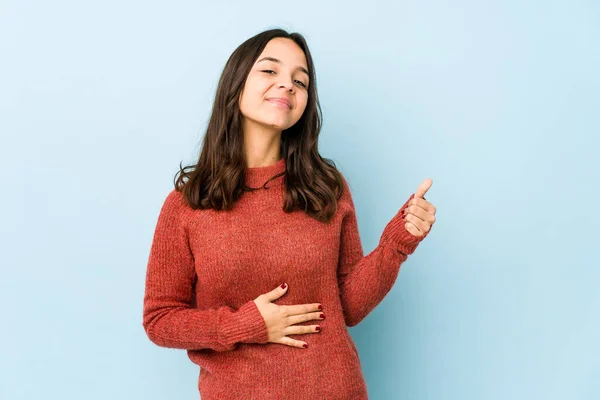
[336, 176, 431, 327]
[142, 190, 269, 351]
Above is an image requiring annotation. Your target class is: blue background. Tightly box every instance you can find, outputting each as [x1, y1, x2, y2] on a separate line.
[1, 1, 598, 399]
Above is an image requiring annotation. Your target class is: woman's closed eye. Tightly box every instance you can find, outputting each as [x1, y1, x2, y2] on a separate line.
[261, 70, 307, 88]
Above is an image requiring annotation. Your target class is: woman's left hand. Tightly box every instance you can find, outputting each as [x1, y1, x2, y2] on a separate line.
[403, 178, 436, 237]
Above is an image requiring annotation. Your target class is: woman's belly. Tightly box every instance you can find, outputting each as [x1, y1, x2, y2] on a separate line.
[188, 314, 368, 399]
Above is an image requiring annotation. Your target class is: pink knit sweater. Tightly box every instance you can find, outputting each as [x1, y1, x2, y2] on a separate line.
[142, 157, 431, 399]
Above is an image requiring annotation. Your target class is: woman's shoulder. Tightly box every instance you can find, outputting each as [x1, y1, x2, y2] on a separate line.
[162, 188, 185, 207]
[336, 171, 357, 213]
[156, 188, 192, 219]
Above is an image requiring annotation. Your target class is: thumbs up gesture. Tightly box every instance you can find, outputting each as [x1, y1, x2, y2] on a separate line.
[402, 178, 436, 237]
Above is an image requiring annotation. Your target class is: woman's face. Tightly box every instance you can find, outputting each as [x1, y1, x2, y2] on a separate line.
[239, 38, 309, 132]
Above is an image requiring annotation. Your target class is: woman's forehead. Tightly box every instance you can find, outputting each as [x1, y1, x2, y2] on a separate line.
[257, 39, 307, 70]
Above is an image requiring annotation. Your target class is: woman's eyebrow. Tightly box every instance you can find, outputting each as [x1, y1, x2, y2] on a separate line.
[257, 56, 309, 77]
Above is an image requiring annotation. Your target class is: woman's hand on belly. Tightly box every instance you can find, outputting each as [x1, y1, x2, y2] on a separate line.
[254, 282, 325, 349]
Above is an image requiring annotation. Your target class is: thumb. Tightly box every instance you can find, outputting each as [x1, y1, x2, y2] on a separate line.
[415, 178, 433, 199]
[263, 282, 288, 302]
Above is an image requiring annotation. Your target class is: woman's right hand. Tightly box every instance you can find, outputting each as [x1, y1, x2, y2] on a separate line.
[253, 283, 324, 349]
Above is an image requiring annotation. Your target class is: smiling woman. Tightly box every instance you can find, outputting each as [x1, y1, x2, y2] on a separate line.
[142, 27, 433, 400]
[169, 28, 340, 221]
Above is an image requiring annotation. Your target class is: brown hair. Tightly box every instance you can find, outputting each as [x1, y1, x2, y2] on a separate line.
[174, 28, 345, 223]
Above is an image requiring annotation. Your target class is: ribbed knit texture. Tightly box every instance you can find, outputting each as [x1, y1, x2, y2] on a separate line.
[142, 157, 432, 399]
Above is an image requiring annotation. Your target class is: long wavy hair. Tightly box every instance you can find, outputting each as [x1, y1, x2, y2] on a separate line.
[174, 28, 345, 223]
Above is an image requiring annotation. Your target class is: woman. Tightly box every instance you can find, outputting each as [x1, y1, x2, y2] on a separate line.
[142, 28, 436, 399]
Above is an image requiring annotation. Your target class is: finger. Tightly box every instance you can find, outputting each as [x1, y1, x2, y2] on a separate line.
[263, 282, 288, 302]
[403, 205, 436, 224]
[404, 214, 430, 235]
[284, 323, 321, 336]
[278, 336, 308, 349]
[280, 303, 323, 317]
[286, 312, 324, 326]
[414, 178, 432, 199]
[404, 221, 422, 236]
[408, 197, 436, 215]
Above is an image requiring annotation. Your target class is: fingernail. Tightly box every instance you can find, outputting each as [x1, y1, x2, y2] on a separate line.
[318, 304, 323, 310]
[281, 282, 286, 289]
[320, 313, 325, 319]
[303, 343, 308, 348]
[315, 326, 321, 331]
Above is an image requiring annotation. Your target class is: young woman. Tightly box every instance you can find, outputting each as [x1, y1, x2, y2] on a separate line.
[142, 28, 436, 399]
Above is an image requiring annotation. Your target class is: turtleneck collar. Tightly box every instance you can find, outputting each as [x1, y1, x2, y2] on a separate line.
[244, 157, 286, 190]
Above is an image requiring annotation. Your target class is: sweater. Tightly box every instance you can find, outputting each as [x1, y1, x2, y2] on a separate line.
[142, 157, 432, 399]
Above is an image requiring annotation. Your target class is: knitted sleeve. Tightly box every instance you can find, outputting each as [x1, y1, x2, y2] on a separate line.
[142, 190, 270, 351]
[336, 176, 432, 327]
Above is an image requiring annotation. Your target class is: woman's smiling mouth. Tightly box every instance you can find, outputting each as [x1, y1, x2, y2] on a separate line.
[266, 97, 292, 109]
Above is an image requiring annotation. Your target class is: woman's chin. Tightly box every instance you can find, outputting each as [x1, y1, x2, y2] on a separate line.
[260, 119, 293, 131]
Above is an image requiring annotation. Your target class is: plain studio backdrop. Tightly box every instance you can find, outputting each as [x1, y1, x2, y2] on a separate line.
[1, 1, 598, 399]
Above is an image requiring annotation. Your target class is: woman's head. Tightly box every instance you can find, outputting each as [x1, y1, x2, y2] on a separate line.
[238, 36, 310, 135]
[211, 28, 320, 150]
[175, 28, 345, 223]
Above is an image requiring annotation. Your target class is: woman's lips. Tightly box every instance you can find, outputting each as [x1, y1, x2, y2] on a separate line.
[267, 98, 291, 110]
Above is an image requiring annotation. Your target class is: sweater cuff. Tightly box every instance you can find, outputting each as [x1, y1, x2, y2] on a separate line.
[379, 193, 431, 255]
[220, 300, 270, 346]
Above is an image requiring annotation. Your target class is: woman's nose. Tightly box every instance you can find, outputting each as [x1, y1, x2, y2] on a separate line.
[278, 78, 294, 92]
